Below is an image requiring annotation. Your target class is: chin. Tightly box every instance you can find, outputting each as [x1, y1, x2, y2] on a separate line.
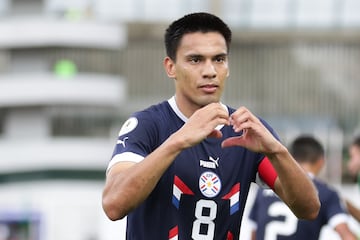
[198, 96, 220, 106]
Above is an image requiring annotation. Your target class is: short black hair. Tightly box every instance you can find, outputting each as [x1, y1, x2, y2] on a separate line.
[164, 12, 232, 61]
[290, 135, 324, 164]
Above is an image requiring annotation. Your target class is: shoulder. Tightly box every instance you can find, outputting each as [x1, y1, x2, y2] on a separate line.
[131, 101, 172, 126]
[313, 178, 336, 193]
[118, 101, 171, 138]
[313, 178, 341, 201]
[134, 100, 170, 119]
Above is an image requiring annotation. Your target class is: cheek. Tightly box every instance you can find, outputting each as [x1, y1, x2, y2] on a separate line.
[178, 68, 197, 85]
[176, 73, 195, 92]
[176, 65, 189, 78]
[219, 70, 229, 85]
[217, 65, 229, 78]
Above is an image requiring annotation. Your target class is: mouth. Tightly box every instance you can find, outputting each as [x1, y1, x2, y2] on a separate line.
[199, 84, 219, 93]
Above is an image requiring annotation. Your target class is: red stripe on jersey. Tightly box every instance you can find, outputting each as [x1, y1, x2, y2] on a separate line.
[168, 226, 178, 239]
[227, 231, 234, 240]
[174, 175, 194, 195]
[222, 183, 240, 199]
[258, 157, 277, 189]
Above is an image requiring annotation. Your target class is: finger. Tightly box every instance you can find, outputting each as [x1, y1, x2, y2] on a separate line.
[213, 105, 230, 123]
[232, 119, 252, 133]
[230, 112, 251, 129]
[202, 103, 230, 124]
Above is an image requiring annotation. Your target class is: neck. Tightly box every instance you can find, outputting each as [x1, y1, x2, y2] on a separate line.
[174, 95, 200, 118]
[300, 163, 317, 176]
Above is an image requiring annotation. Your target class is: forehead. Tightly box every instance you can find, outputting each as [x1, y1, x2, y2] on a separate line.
[177, 32, 227, 56]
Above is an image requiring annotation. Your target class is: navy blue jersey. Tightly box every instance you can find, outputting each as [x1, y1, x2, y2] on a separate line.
[108, 97, 279, 240]
[248, 177, 349, 240]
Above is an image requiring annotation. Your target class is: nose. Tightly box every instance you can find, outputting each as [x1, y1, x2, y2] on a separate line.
[202, 60, 217, 79]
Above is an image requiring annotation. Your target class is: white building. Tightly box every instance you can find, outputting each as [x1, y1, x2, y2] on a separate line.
[0, 1, 127, 239]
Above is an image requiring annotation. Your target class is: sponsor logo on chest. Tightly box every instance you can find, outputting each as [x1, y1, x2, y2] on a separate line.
[199, 156, 219, 169]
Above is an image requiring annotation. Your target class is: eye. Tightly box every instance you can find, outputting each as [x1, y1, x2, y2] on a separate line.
[214, 56, 226, 63]
[189, 56, 201, 64]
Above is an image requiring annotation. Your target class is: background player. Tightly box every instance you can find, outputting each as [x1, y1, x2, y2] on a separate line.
[248, 135, 357, 240]
[102, 12, 320, 239]
[346, 135, 360, 223]
[347, 136, 360, 188]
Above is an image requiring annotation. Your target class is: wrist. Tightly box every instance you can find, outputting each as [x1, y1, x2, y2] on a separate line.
[165, 132, 190, 153]
[266, 143, 288, 160]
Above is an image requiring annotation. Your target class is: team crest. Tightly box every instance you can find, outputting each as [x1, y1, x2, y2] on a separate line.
[118, 117, 138, 136]
[199, 171, 221, 198]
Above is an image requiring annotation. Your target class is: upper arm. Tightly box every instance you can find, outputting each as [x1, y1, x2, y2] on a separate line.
[272, 177, 286, 201]
[106, 161, 137, 179]
[256, 157, 285, 202]
[250, 230, 256, 240]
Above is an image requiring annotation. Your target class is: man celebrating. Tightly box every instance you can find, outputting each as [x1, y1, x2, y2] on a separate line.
[102, 12, 320, 239]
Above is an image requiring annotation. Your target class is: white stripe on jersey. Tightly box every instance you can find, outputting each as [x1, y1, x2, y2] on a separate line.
[106, 152, 144, 174]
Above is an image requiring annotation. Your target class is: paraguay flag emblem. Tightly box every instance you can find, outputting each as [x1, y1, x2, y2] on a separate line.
[172, 176, 195, 209]
[199, 171, 222, 198]
[222, 183, 240, 215]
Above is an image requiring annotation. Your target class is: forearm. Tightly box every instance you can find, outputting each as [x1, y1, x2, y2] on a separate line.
[346, 200, 360, 222]
[335, 223, 357, 240]
[251, 231, 256, 240]
[268, 145, 320, 220]
[102, 134, 184, 220]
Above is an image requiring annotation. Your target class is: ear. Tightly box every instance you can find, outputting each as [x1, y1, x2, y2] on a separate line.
[316, 157, 325, 172]
[164, 57, 176, 78]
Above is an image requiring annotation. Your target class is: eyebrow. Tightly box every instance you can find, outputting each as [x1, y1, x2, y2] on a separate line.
[214, 53, 228, 58]
[186, 53, 228, 59]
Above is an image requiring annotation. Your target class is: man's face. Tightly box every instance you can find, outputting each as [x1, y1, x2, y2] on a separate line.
[350, 145, 360, 163]
[164, 32, 229, 116]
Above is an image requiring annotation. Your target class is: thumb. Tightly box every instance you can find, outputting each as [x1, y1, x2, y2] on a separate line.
[221, 136, 244, 148]
[207, 129, 223, 139]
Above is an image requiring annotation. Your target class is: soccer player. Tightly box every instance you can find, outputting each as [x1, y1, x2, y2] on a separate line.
[102, 12, 320, 240]
[347, 136, 360, 187]
[346, 136, 360, 222]
[248, 135, 357, 240]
